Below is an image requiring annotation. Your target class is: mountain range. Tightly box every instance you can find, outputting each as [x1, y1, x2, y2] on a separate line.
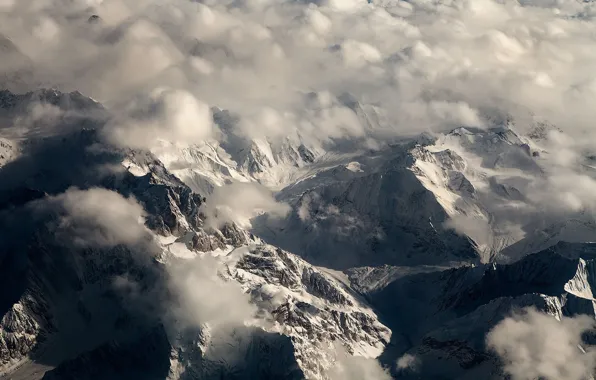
[0, 88, 595, 379]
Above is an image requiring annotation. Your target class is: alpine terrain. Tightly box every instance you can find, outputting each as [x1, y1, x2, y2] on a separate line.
[3, 0, 596, 380]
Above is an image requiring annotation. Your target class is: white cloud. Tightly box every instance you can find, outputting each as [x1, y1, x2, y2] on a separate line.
[523, 130, 596, 215]
[297, 192, 319, 222]
[166, 255, 257, 330]
[3, 0, 596, 153]
[34, 188, 256, 332]
[328, 343, 391, 380]
[104, 87, 214, 149]
[487, 307, 596, 380]
[202, 181, 290, 228]
[0, 0, 14, 11]
[12, 102, 64, 137]
[445, 215, 492, 251]
[32, 187, 148, 248]
[9, 0, 596, 147]
[396, 353, 419, 371]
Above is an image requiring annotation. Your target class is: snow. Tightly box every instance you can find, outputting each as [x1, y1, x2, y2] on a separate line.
[564, 258, 596, 300]
[165, 242, 197, 259]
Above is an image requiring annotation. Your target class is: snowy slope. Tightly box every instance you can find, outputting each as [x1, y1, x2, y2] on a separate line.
[251, 141, 478, 269]
[147, 107, 323, 197]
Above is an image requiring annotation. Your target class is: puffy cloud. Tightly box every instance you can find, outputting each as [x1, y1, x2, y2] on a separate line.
[487, 307, 596, 380]
[34, 188, 256, 331]
[328, 343, 391, 380]
[202, 181, 290, 228]
[166, 255, 257, 329]
[7, 0, 596, 149]
[104, 87, 214, 149]
[396, 353, 419, 371]
[445, 214, 494, 259]
[31, 187, 148, 248]
[11, 102, 65, 137]
[521, 130, 596, 216]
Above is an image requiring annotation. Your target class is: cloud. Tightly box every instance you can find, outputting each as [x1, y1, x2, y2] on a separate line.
[33, 188, 257, 332]
[5, 0, 596, 150]
[11, 102, 65, 137]
[202, 181, 290, 228]
[165, 255, 257, 330]
[445, 214, 494, 259]
[31, 187, 149, 248]
[487, 307, 596, 380]
[327, 343, 391, 380]
[445, 215, 491, 244]
[104, 87, 214, 149]
[396, 353, 419, 371]
[522, 130, 596, 215]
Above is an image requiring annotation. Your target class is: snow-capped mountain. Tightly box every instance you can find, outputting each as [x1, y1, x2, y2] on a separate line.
[361, 242, 596, 379]
[142, 107, 323, 197]
[249, 119, 596, 270]
[4, 0, 596, 377]
[2, 88, 596, 380]
[0, 90, 389, 380]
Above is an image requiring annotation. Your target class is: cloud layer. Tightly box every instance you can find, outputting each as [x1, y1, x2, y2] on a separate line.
[4, 0, 596, 150]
